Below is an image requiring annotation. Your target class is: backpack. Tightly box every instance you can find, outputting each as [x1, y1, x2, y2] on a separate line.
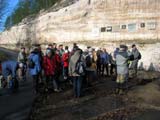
[129, 54, 134, 61]
[86, 55, 92, 67]
[138, 52, 142, 60]
[75, 55, 85, 75]
[28, 55, 35, 68]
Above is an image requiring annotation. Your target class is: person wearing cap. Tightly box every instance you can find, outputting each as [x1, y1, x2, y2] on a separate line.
[130, 44, 141, 77]
[69, 48, 85, 98]
[28, 47, 42, 94]
[115, 45, 130, 94]
[1, 60, 24, 91]
[43, 49, 59, 92]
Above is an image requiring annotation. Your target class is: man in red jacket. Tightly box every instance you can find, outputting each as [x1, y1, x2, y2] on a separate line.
[43, 49, 59, 92]
[53, 49, 62, 88]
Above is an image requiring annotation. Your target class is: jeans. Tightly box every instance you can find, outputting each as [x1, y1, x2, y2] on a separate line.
[73, 76, 83, 97]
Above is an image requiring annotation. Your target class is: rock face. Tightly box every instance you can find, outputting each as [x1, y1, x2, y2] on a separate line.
[0, 0, 160, 71]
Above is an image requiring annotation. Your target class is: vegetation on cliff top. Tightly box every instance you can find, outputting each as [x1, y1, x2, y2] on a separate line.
[5, 0, 60, 29]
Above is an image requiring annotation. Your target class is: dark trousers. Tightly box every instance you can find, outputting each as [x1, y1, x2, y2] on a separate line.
[32, 75, 39, 92]
[55, 67, 62, 88]
[110, 64, 116, 75]
[63, 67, 68, 78]
[102, 64, 109, 76]
[97, 62, 101, 75]
[22, 63, 27, 81]
[46, 75, 58, 90]
[86, 70, 97, 87]
[73, 76, 83, 97]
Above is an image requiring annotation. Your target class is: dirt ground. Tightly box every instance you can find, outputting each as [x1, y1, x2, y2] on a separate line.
[30, 71, 160, 120]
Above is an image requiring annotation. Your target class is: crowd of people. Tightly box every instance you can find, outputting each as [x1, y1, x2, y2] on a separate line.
[0, 43, 141, 97]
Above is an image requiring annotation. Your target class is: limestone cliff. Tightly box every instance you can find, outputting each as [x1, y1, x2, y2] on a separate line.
[0, 0, 160, 71]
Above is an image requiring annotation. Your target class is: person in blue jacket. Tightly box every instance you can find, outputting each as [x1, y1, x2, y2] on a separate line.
[28, 47, 42, 94]
[1, 60, 24, 91]
[100, 48, 109, 76]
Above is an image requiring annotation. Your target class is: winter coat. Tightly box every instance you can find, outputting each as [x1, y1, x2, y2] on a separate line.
[54, 53, 62, 72]
[130, 48, 141, 69]
[2, 60, 18, 79]
[116, 50, 129, 75]
[43, 56, 56, 76]
[17, 52, 27, 63]
[29, 52, 41, 76]
[69, 50, 85, 76]
[100, 52, 109, 64]
[62, 52, 69, 67]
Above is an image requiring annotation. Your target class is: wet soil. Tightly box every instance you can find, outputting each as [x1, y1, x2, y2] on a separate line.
[30, 71, 160, 120]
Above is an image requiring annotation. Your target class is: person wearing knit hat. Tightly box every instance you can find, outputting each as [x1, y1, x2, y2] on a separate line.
[43, 48, 60, 92]
[69, 48, 85, 98]
[115, 45, 130, 94]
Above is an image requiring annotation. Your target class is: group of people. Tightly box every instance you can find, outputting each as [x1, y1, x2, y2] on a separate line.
[0, 42, 141, 97]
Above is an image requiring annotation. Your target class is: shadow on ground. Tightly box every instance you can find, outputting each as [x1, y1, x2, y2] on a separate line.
[30, 71, 160, 120]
